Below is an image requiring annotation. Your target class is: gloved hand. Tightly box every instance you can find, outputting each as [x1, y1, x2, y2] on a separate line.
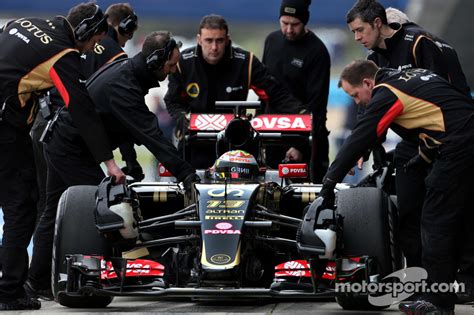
[121, 159, 145, 181]
[318, 178, 337, 210]
[175, 114, 190, 140]
[182, 172, 201, 197]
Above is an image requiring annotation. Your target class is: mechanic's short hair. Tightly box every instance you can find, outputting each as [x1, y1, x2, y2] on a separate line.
[338, 60, 379, 87]
[105, 3, 134, 27]
[142, 31, 172, 59]
[198, 14, 228, 35]
[346, 0, 388, 25]
[67, 2, 99, 28]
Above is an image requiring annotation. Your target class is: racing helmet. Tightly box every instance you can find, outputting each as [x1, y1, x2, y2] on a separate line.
[211, 150, 259, 180]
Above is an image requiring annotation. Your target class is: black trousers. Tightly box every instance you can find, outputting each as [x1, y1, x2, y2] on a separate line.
[421, 135, 474, 306]
[0, 123, 38, 302]
[394, 140, 474, 285]
[30, 114, 48, 224]
[27, 145, 104, 289]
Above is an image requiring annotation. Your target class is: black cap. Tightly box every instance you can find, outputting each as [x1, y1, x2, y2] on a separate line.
[280, 0, 311, 25]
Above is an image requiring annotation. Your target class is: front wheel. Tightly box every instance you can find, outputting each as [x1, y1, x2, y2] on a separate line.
[52, 185, 114, 308]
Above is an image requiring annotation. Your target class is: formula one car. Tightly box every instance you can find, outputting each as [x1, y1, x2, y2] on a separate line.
[52, 102, 403, 309]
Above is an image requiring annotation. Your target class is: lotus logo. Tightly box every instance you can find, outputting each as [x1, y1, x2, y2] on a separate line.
[215, 222, 232, 230]
[210, 254, 231, 265]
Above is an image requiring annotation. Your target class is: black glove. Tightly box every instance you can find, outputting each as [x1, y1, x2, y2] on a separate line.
[121, 160, 145, 181]
[318, 178, 337, 210]
[175, 115, 190, 140]
[182, 172, 201, 196]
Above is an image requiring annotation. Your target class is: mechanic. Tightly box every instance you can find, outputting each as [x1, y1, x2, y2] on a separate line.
[262, 0, 330, 183]
[29, 2, 141, 238]
[345, 0, 474, 301]
[0, 3, 125, 310]
[27, 31, 200, 298]
[319, 60, 474, 315]
[164, 14, 305, 169]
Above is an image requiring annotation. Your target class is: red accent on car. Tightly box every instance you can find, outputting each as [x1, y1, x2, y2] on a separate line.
[158, 163, 173, 177]
[101, 259, 165, 280]
[278, 163, 308, 178]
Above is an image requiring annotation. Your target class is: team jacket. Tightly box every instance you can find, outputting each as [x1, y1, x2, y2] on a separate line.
[262, 29, 330, 119]
[0, 16, 112, 162]
[368, 22, 471, 97]
[164, 43, 303, 121]
[81, 26, 127, 78]
[326, 68, 474, 183]
[48, 53, 195, 181]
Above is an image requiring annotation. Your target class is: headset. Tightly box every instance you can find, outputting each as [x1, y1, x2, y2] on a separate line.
[118, 12, 138, 38]
[74, 4, 109, 42]
[146, 37, 181, 71]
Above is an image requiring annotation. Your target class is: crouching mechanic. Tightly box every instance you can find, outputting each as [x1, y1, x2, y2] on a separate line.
[0, 3, 126, 310]
[318, 60, 474, 314]
[27, 30, 200, 298]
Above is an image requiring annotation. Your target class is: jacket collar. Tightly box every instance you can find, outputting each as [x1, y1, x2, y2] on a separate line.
[371, 22, 404, 55]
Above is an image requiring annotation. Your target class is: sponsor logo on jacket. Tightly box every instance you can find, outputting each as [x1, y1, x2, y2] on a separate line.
[14, 18, 53, 44]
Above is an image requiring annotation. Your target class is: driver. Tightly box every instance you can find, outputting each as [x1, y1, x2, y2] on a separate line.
[319, 60, 474, 315]
[210, 150, 260, 181]
[164, 14, 305, 169]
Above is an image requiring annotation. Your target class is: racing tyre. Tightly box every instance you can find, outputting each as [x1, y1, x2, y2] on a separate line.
[52, 185, 114, 308]
[335, 187, 402, 310]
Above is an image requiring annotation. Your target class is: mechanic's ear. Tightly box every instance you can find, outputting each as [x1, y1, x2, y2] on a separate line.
[197, 33, 201, 45]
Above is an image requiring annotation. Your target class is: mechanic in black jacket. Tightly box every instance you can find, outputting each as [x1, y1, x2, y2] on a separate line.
[165, 14, 304, 169]
[29, 3, 140, 238]
[0, 3, 125, 310]
[262, 0, 330, 183]
[27, 31, 199, 295]
[319, 60, 474, 314]
[345, 0, 474, 298]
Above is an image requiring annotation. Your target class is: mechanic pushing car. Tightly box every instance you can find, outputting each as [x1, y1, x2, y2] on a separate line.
[346, 0, 474, 303]
[28, 2, 141, 271]
[0, 3, 126, 310]
[318, 60, 474, 315]
[26, 3, 141, 301]
[28, 30, 200, 303]
[164, 14, 305, 169]
[263, 0, 330, 183]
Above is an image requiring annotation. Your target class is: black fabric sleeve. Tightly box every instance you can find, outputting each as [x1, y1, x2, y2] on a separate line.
[108, 82, 194, 181]
[51, 52, 113, 162]
[325, 88, 399, 182]
[119, 142, 137, 162]
[164, 69, 189, 122]
[250, 55, 305, 114]
[413, 36, 449, 81]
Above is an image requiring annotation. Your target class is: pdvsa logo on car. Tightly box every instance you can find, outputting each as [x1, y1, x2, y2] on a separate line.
[279, 164, 308, 178]
[215, 222, 232, 230]
[251, 115, 311, 131]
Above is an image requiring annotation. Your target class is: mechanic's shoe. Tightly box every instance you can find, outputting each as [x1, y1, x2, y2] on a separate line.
[398, 299, 454, 315]
[24, 280, 54, 301]
[0, 296, 41, 310]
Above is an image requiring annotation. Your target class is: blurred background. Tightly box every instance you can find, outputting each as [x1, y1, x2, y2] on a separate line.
[0, 0, 473, 240]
